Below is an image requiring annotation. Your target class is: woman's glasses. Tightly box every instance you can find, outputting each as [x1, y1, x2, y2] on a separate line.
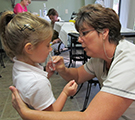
[79, 29, 95, 37]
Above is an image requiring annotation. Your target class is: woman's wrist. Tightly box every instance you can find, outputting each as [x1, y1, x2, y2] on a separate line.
[57, 66, 67, 76]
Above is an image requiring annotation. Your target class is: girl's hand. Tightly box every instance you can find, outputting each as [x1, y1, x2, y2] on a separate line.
[46, 60, 55, 78]
[63, 80, 78, 97]
[46, 60, 55, 72]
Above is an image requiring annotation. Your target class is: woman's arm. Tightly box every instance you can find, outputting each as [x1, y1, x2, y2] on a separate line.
[52, 56, 94, 84]
[9, 86, 133, 120]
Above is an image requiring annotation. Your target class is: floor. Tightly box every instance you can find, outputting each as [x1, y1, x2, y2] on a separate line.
[0, 51, 100, 120]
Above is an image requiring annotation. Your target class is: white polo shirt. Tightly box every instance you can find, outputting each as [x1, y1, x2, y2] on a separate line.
[12, 58, 55, 110]
[84, 39, 135, 119]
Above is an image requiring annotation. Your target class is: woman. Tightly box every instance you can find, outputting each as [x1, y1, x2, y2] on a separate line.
[9, 4, 135, 120]
[13, 0, 31, 14]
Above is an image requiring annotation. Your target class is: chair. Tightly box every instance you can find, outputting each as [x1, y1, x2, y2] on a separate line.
[80, 79, 100, 112]
[70, 12, 77, 20]
[68, 33, 88, 67]
[0, 11, 6, 77]
[0, 40, 6, 77]
[71, 78, 100, 112]
[53, 41, 69, 55]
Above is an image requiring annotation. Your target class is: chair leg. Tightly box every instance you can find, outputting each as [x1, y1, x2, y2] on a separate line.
[68, 62, 72, 68]
[81, 80, 92, 112]
[81, 79, 100, 112]
[0, 49, 6, 77]
[0, 49, 5, 68]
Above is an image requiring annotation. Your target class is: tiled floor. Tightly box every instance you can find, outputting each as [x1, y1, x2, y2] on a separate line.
[0, 51, 100, 120]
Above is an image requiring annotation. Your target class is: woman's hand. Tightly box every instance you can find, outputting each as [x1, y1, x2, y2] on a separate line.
[46, 56, 66, 78]
[46, 56, 66, 73]
[53, 56, 66, 73]
[9, 86, 29, 118]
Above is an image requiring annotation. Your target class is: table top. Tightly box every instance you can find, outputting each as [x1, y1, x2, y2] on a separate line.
[54, 22, 135, 46]
[121, 28, 135, 37]
[54, 22, 78, 47]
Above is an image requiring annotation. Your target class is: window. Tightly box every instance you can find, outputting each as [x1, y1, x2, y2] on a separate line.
[113, 0, 121, 16]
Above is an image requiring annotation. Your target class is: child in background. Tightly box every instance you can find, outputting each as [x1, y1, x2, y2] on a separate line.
[13, 0, 31, 14]
[47, 8, 66, 55]
[0, 11, 77, 111]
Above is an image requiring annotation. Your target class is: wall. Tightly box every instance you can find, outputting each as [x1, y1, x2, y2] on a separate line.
[6, 0, 94, 21]
[119, 0, 135, 29]
[1, 0, 135, 29]
[85, 0, 95, 5]
[126, 0, 135, 29]
[104, 0, 135, 30]
[28, 0, 95, 20]
[28, 0, 83, 21]
[0, 0, 13, 12]
[119, 0, 130, 28]
[104, 0, 113, 8]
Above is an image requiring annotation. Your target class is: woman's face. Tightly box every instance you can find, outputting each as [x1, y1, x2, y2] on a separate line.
[78, 24, 104, 58]
[22, 0, 29, 6]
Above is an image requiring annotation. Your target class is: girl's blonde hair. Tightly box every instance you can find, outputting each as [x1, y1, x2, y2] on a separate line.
[0, 11, 53, 59]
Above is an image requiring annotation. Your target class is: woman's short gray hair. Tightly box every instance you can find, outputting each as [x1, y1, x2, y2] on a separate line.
[75, 4, 123, 44]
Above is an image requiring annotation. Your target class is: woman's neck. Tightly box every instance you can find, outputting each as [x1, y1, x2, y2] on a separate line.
[20, 1, 25, 9]
[105, 44, 116, 69]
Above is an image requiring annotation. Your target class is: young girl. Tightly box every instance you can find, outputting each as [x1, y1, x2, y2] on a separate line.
[0, 11, 77, 111]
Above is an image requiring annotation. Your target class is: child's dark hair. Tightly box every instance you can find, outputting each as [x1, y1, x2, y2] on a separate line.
[47, 8, 58, 17]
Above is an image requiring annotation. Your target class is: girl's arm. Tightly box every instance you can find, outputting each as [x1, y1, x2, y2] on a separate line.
[44, 80, 78, 111]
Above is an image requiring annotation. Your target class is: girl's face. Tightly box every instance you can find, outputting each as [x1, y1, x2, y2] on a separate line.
[28, 36, 52, 65]
[78, 24, 104, 58]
